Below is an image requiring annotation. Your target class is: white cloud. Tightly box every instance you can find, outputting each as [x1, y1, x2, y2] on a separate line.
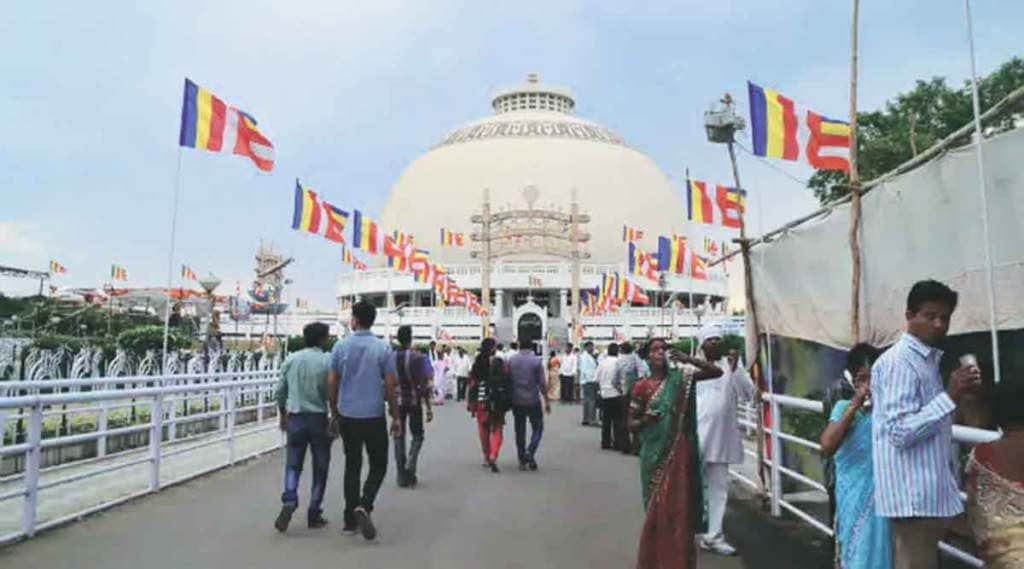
[0, 221, 47, 261]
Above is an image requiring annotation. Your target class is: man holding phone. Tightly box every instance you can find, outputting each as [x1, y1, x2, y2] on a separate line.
[871, 280, 980, 569]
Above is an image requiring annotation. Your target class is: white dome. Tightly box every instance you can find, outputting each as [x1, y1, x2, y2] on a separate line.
[378, 76, 687, 265]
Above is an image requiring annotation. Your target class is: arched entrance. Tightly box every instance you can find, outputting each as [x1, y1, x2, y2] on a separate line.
[516, 313, 542, 351]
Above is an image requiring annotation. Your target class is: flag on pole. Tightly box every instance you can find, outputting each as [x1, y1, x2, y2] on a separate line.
[439, 228, 465, 247]
[352, 210, 379, 254]
[323, 202, 350, 244]
[111, 264, 128, 281]
[49, 260, 66, 274]
[628, 242, 659, 283]
[715, 185, 748, 230]
[352, 258, 368, 271]
[528, 275, 543, 287]
[342, 246, 353, 265]
[291, 180, 322, 234]
[622, 225, 644, 242]
[748, 81, 799, 161]
[686, 178, 714, 224]
[657, 236, 686, 274]
[690, 252, 708, 280]
[806, 111, 851, 171]
[179, 78, 274, 172]
[181, 265, 198, 281]
[384, 231, 413, 270]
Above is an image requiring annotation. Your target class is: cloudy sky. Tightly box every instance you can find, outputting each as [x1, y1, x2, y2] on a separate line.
[2, 1, 1020, 306]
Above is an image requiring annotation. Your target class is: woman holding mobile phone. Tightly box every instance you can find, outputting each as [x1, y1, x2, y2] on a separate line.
[628, 337, 722, 569]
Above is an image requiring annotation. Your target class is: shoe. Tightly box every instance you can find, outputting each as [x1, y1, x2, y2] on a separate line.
[489, 462, 500, 473]
[527, 458, 538, 471]
[307, 515, 329, 529]
[518, 461, 528, 471]
[699, 538, 737, 556]
[396, 469, 409, 488]
[341, 524, 358, 536]
[354, 506, 377, 541]
[274, 503, 297, 532]
[408, 473, 418, 488]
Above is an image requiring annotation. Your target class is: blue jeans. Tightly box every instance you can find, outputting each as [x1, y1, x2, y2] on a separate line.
[582, 383, 599, 424]
[281, 413, 331, 522]
[512, 403, 544, 462]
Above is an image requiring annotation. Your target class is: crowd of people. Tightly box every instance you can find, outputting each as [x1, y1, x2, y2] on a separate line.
[270, 279, 1021, 569]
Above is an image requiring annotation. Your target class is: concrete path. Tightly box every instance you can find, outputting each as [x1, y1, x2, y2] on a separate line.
[0, 402, 832, 568]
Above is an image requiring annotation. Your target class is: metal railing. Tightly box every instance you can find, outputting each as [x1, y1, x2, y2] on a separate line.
[734, 394, 1001, 568]
[0, 370, 283, 544]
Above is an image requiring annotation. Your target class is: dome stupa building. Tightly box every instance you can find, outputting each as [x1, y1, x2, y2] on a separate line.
[339, 75, 732, 345]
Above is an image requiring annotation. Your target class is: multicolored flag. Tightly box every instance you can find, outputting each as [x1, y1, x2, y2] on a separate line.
[622, 225, 644, 242]
[690, 252, 708, 280]
[806, 111, 851, 171]
[352, 210, 379, 254]
[181, 265, 198, 281]
[352, 258, 368, 271]
[748, 81, 799, 161]
[322, 203, 349, 244]
[342, 246, 353, 265]
[179, 78, 274, 172]
[111, 264, 128, 281]
[439, 228, 465, 247]
[528, 275, 543, 288]
[686, 178, 714, 224]
[49, 260, 66, 274]
[628, 242, 658, 283]
[384, 231, 413, 270]
[657, 236, 686, 274]
[291, 180, 322, 234]
[715, 185, 747, 230]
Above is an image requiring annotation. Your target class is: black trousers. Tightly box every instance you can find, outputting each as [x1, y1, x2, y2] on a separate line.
[511, 403, 544, 462]
[394, 406, 425, 477]
[600, 396, 628, 451]
[456, 376, 469, 401]
[339, 416, 388, 524]
[559, 375, 575, 402]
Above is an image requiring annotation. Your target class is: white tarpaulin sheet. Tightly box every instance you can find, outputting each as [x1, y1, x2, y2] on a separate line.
[751, 127, 1024, 349]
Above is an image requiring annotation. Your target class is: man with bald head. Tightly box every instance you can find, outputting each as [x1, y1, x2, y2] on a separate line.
[695, 322, 754, 556]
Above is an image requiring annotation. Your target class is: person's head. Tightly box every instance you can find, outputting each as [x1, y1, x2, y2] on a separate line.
[511, 341, 519, 351]
[479, 338, 497, 357]
[698, 322, 726, 360]
[583, 341, 595, 354]
[397, 325, 413, 348]
[457, 347, 466, 356]
[620, 342, 634, 355]
[350, 300, 376, 331]
[302, 321, 330, 349]
[607, 343, 620, 357]
[905, 280, 958, 346]
[844, 343, 881, 388]
[496, 343, 505, 352]
[643, 337, 668, 372]
[994, 382, 1024, 432]
[429, 340, 436, 351]
[565, 343, 573, 353]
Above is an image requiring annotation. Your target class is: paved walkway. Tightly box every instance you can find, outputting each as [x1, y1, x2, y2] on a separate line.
[0, 402, 832, 569]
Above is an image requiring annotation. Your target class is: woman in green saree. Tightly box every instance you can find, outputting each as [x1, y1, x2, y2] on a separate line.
[628, 337, 723, 569]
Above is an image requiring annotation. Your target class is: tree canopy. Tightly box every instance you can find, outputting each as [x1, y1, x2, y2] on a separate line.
[808, 57, 1024, 204]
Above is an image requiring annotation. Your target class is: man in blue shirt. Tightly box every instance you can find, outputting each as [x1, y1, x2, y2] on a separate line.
[328, 301, 400, 540]
[508, 335, 550, 471]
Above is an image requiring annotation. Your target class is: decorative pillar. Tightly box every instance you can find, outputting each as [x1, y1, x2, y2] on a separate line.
[559, 289, 568, 319]
[495, 290, 505, 320]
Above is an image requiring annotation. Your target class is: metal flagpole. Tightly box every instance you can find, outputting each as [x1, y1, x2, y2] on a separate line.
[962, 0, 1001, 384]
[161, 149, 184, 372]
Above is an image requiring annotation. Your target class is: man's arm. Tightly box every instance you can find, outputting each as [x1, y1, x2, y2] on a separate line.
[327, 368, 340, 418]
[877, 359, 956, 449]
[536, 360, 550, 411]
[275, 358, 291, 430]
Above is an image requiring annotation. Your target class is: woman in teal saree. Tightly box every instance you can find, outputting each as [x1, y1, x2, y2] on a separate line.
[629, 338, 722, 569]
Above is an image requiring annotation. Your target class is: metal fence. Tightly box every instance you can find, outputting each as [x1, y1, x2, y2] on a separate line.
[0, 370, 282, 545]
[734, 394, 1001, 568]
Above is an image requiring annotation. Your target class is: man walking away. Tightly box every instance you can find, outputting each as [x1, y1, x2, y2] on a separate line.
[872, 280, 980, 569]
[695, 322, 755, 556]
[509, 335, 551, 470]
[595, 343, 624, 450]
[559, 344, 577, 403]
[454, 347, 472, 402]
[579, 342, 599, 426]
[393, 325, 433, 488]
[274, 322, 332, 532]
[328, 301, 401, 541]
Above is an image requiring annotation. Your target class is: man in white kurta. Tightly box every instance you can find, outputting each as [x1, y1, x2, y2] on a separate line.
[695, 322, 755, 556]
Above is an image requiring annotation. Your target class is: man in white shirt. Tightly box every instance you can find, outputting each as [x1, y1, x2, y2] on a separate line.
[578, 342, 599, 426]
[453, 347, 473, 402]
[558, 344, 578, 403]
[594, 343, 625, 450]
[695, 322, 754, 556]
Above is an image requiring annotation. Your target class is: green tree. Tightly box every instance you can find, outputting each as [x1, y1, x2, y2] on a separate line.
[809, 57, 1024, 204]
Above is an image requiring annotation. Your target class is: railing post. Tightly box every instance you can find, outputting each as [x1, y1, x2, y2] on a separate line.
[97, 378, 109, 457]
[769, 396, 782, 517]
[0, 410, 6, 451]
[255, 375, 264, 425]
[22, 403, 43, 537]
[149, 393, 163, 492]
[226, 385, 236, 465]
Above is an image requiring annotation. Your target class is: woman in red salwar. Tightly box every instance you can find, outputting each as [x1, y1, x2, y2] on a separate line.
[628, 337, 723, 569]
[467, 338, 511, 473]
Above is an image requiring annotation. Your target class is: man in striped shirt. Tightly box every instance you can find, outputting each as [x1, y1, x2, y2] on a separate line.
[871, 280, 980, 569]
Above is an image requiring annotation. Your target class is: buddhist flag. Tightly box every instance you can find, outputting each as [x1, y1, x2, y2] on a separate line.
[715, 185, 747, 230]
[628, 242, 658, 283]
[748, 82, 799, 161]
[323, 203, 350, 244]
[384, 231, 413, 270]
[179, 78, 274, 172]
[49, 260, 67, 274]
[341, 246, 353, 265]
[439, 228, 465, 247]
[686, 178, 714, 224]
[690, 252, 708, 280]
[291, 181, 322, 234]
[622, 225, 644, 242]
[181, 265, 198, 281]
[806, 111, 851, 171]
[352, 210, 379, 254]
[111, 264, 128, 281]
[657, 236, 686, 274]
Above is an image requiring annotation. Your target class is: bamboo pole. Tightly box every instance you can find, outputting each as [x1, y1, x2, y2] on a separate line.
[847, 0, 862, 345]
